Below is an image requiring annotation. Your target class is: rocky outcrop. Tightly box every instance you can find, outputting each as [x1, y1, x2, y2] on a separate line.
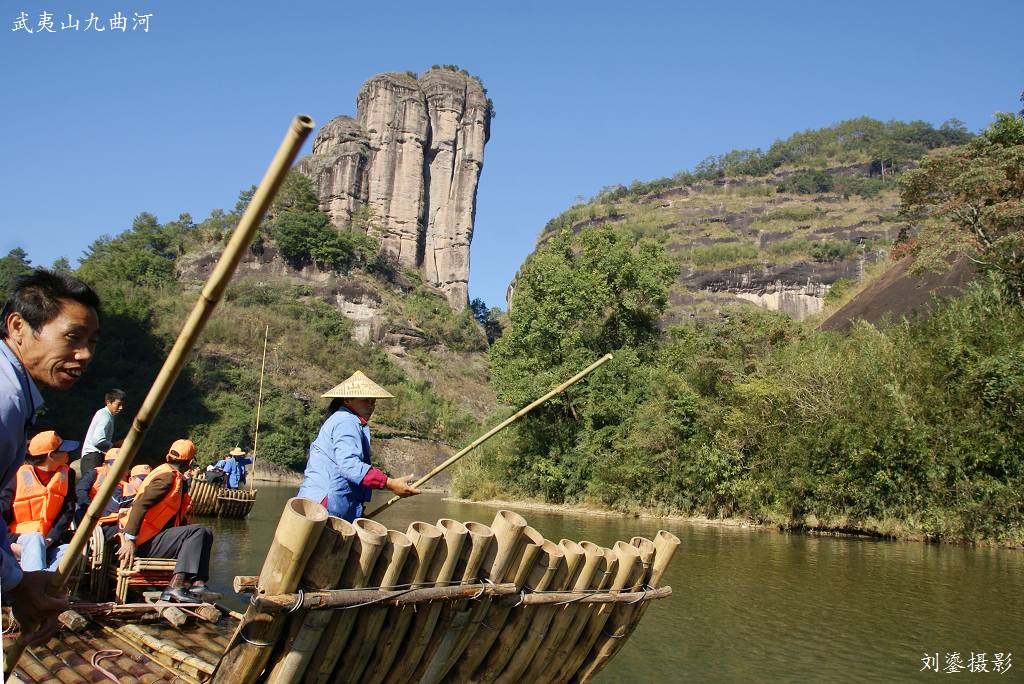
[295, 116, 369, 228]
[298, 68, 491, 309]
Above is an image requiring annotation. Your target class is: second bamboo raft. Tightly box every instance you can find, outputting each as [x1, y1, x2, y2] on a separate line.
[189, 477, 257, 518]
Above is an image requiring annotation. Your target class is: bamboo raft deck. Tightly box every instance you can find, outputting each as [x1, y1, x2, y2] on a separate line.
[5, 498, 678, 683]
[189, 478, 257, 518]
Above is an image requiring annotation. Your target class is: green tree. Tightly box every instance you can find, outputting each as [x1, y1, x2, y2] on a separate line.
[900, 111, 1024, 305]
[77, 212, 183, 288]
[0, 248, 32, 295]
[487, 227, 677, 500]
[470, 298, 503, 344]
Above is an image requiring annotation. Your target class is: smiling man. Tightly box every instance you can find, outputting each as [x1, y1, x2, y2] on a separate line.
[0, 268, 100, 645]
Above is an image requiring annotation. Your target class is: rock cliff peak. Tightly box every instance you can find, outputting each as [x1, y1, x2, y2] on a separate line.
[297, 67, 492, 309]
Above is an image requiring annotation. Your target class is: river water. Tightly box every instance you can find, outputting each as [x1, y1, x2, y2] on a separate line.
[202, 486, 1023, 682]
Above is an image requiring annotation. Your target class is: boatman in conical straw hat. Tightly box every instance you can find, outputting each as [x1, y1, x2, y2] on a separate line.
[297, 371, 420, 521]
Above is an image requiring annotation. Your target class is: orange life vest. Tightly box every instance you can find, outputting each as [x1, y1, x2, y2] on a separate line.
[9, 464, 69, 536]
[118, 464, 190, 545]
[97, 480, 134, 525]
[90, 462, 113, 500]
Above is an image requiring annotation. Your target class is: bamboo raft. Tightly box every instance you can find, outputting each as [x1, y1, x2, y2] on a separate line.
[189, 477, 257, 518]
[6, 498, 678, 683]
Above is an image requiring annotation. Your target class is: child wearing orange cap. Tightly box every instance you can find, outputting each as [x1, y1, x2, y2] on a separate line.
[1, 430, 79, 571]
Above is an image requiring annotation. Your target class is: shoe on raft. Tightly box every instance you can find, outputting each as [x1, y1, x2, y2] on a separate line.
[160, 586, 200, 603]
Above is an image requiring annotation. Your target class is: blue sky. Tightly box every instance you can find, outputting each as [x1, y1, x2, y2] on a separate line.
[1, 0, 1021, 309]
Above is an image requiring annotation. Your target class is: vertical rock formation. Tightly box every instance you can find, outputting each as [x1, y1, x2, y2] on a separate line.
[298, 68, 491, 309]
[420, 69, 489, 307]
[356, 73, 429, 269]
[295, 116, 370, 227]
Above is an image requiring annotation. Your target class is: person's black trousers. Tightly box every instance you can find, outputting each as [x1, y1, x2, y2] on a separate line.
[80, 451, 102, 480]
[137, 524, 213, 580]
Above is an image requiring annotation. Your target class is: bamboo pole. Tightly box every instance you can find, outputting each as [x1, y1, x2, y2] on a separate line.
[406, 520, 494, 683]
[517, 542, 612, 684]
[361, 521, 443, 684]
[365, 354, 613, 518]
[493, 539, 587, 684]
[574, 530, 680, 682]
[3, 113, 314, 680]
[304, 518, 389, 684]
[420, 510, 528, 683]
[472, 537, 568, 683]
[331, 530, 413, 684]
[212, 497, 327, 684]
[264, 515, 356, 684]
[250, 324, 269, 489]
[449, 525, 549, 681]
[550, 541, 643, 683]
[380, 518, 468, 684]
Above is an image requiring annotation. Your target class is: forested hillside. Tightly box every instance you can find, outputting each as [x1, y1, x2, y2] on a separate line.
[456, 112, 1024, 545]
[1, 172, 496, 471]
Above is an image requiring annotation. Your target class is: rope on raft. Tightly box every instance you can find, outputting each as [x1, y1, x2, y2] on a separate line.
[249, 581, 672, 614]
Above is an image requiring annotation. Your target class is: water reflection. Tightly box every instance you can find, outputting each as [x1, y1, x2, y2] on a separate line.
[202, 486, 1024, 683]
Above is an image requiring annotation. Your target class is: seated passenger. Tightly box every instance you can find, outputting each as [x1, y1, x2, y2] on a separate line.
[223, 447, 251, 490]
[74, 446, 118, 524]
[98, 463, 151, 538]
[117, 439, 213, 602]
[1, 431, 78, 572]
[205, 458, 227, 486]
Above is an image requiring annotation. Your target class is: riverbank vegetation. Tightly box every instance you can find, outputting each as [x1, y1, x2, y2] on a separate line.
[454, 110, 1024, 545]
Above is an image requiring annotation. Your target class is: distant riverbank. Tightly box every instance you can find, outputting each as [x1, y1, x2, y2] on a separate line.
[446, 496, 1024, 548]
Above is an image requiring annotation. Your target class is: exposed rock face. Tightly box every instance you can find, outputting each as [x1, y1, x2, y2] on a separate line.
[298, 69, 491, 309]
[295, 117, 369, 228]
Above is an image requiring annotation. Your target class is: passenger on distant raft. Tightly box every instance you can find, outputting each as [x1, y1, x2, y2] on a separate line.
[297, 370, 420, 521]
[0, 269, 100, 644]
[222, 447, 251, 490]
[116, 439, 214, 602]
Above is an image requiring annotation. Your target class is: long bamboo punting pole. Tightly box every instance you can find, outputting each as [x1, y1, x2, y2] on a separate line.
[366, 354, 613, 518]
[549, 541, 643, 684]
[494, 539, 590, 684]
[305, 518, 389, 684]
[2, 114, 314, 680]
[471, 537, 567, 682]
[212, 497, 327, 684]
[405, 520, 494, 684]
[380, 518, 468, 684]
[250, 323, 269, 489]
[573, 530, 680, 682]
[361, 522, 443, 684]
[264, 516, 356, 684]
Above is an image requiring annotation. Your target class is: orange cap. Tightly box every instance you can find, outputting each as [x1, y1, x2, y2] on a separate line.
[130, 464, 152, 478]
[104, 447, 119, 463]
[28, 430, 81, 457]
[167, 439, 196, 461]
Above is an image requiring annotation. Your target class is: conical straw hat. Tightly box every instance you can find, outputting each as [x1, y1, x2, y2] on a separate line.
[322, 370, 394, 399]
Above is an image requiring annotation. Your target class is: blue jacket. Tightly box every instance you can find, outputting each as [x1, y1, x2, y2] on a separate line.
[297, 408, 372, 521]
[223, 457, 250, 489]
